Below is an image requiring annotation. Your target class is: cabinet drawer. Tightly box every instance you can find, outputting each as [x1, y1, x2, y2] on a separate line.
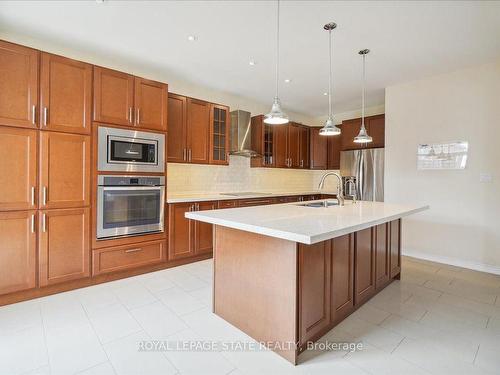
[217, 200, 238, 209]
[92, 240, 166, 276]
[238, 198, 275, 207]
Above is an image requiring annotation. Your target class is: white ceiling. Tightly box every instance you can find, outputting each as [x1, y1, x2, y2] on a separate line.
[1, 1, 499, 117]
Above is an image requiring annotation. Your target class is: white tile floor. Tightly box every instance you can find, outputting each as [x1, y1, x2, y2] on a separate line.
[1, 256, 500, 375]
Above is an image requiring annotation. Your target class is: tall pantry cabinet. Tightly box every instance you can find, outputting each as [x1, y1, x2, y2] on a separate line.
[0, 40, 91, 294]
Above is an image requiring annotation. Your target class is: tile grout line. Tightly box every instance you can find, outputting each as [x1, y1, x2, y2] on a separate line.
[38, 302, 52, 374]
[472, 344, 480, 365]
[390, 336, 406, 354]
[418, 310, 428, 323]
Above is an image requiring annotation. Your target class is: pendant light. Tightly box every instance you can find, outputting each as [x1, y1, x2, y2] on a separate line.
[319, 22, 341, 136]
[353, 49, 373, 143]
[264, 0, 288, 125]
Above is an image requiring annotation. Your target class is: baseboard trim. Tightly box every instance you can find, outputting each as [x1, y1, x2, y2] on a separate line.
[402, 248, 500, 276]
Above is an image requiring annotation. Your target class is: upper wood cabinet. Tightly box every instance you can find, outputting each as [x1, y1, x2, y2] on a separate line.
[341, 114, 385, 151]
[299, 126, 310, 169]
[134, 77, 168, 131]
[298, 241, 331, 345]
[250, 115, 274, 167]
[40, 53, 92, 135]
[0, 40, 39, 129]
[38, 208, 90, 286]
[167, 93, 228, 165]
[210, 104, 230, 165]
[273, 124, 289, 168]
[93, 67, 135, 127]
[39, 132, 90, 209]
[167, 94, 187, 163]
[0, 127, 37, 211]
[287, 123, 301, 168]
[327, 133, 341, 170]
[0, 211, 36, 295]
[309, 127, 328, 169]
[94, 67, 167, 131]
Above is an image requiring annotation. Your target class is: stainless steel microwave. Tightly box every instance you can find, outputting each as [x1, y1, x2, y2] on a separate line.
[98, 126, 165, 173]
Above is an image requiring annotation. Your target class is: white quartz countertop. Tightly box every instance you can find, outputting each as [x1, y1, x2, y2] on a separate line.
[166, 190, 334, 203]
[185, 200, 429, 244]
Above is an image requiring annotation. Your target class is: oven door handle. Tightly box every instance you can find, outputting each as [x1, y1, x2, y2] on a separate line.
[99, 186, 164, 191]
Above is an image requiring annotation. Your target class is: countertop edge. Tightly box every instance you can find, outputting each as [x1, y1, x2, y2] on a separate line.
[166, 191, 335, 203]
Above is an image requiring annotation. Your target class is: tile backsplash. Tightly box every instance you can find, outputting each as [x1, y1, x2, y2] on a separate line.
[168, 155, 339, 194]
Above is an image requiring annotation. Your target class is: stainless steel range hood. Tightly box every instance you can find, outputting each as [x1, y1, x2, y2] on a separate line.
[229, 110, 260, 157]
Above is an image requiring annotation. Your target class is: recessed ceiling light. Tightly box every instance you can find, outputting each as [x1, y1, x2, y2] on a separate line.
[284, 79, 292, 83]
[249, 60, 256, 66]
[323, 92, 328, 96]
[187, 35, 197, 42]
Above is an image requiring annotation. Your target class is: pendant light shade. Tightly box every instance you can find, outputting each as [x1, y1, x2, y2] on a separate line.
[319, 22, 341, 136]
[264, 0, 288, 125]
[353, 49, 373, 144]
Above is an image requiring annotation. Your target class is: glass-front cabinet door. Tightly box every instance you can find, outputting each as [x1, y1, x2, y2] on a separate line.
[210, 104, 230, 165]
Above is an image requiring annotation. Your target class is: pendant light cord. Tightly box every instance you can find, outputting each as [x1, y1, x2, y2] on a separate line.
[328, 28, 333, 119]
[275, 0, 280, 100]
[361, 52, 366, 129]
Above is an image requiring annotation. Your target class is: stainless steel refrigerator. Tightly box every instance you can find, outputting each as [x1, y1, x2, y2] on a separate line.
[340, 148, 384, 202]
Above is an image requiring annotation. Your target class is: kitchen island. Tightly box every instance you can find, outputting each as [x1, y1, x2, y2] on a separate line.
[185, 200, 428, 364]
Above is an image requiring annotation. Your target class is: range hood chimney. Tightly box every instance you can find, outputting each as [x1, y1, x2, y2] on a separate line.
[229, 110, 260, 157]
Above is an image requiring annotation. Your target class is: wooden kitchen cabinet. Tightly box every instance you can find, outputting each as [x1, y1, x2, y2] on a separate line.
[375, 223, 390, 289]
[327, 132, 341, 170]
[134, 77, 168, 131]
[341, 114, 385, 150]
[366, 114, 385, 148]
[168, 201, 216, 260]
[389, 219, 402, 278]
[354, 227, 376, 305]
[210, 104, 230, 165]
[38, 208, 90, 286]
[93, 66, 135, 127]
[187, 98, 211, 164]
[40, 53, 92, 135]
[0, 211, 36, 295]
[0, 40, 39, 129]
[94, 67, 167, 131]
[194, 201, 217, 255]
[330, 233, 355, 324]
[39, 132, 91, 209]
[250, 115, 275, 167]
[299, 126, 310, 169]
[273, 124, 289, 168]
[167, 93, 188, 163]
[309, 127, 328, 169]
[298, 241, 331, 345]
[287, 122, 301, 168]
[0, 127, 37, 211]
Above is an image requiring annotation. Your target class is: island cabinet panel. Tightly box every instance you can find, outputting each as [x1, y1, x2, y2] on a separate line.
[330, 233, 355, 324]
[0, 40, 39, 129]
[389, 219, 402, 278]
[0, 211, 37, 295]
[38, 208, 90, 286]
[93, 66, 135, 127]
[186, 98, 210, 164]
[309, 127, 328, 169]
[298, 241, 331, 345]
[0, 127, 37, 211]
[134, 77, 168, 131]
[167, 93, 188, 163]
[168, 202, 195, 260]
[194, 201, 217, 255]
[40, 53, 92, 135]
[273, 124, 289, 168]
[354, 227, 376, 305]
[375, 223, 390, 289]
[39, 132, 91, 209]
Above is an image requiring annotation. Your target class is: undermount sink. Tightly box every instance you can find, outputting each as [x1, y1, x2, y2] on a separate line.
[297, 200, 339, 208]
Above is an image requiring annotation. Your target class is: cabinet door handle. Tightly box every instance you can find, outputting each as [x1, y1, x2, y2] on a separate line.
[300, 160, 304, 168]
[42, 186, 47, 206]
[32, 105, 36, 125]
[31, 214, 35, 233]
[31, 186, 35, 206]
[183, 148, 186, 161]
[42, 213, 46, 233]
[129, 107, 133, 123]
[43, 107, 48, 126]
[125, 248, 142, 253]
[136, 108, 140, 125]
[188, 149, 192, 162]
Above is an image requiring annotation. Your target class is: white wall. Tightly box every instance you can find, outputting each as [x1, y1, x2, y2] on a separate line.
[385, 61, 500, 274]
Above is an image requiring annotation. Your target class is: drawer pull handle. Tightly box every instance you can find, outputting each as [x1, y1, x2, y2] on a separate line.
[31, 214, 35, 233]
[125, 248, 142, 253]
[31, 186, 35, 206]
[32, 105, 36, 125]
[42, 186, 47, 206]
[43, 107, 48, 126]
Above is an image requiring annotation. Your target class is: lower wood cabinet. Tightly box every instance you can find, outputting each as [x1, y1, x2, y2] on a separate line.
[38, 208, 90, 286]
[330, 233, 355, 324]
[217, 200, 238, 209]
[0, 211, 36, 295]
[354, 227, 376, 305]
[237, 198, 276, 207]
[298, 241, 331, 345]
[168, 201, 216, 261]
[0, 127, 37, 211]
[92, 240, 166, 276]
[389, 219, 402, 278]
[375, 223, 390, 289]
